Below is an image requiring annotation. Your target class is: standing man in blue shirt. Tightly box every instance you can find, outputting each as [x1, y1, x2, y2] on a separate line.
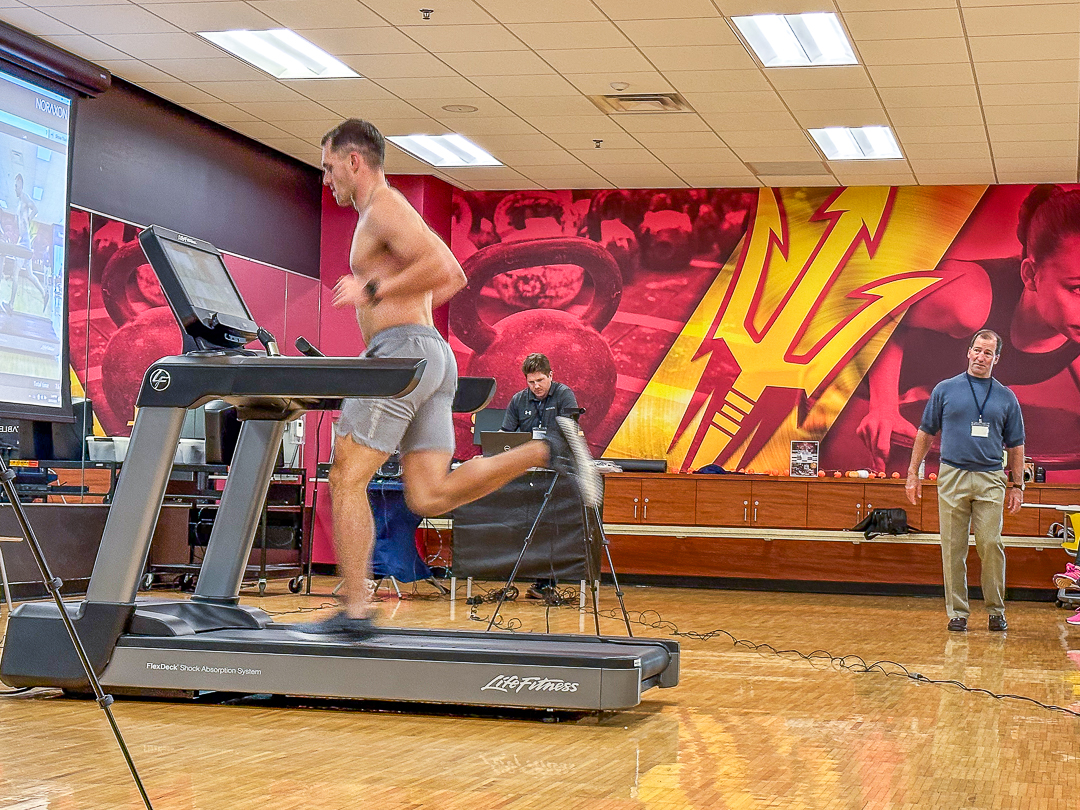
[906, 329, 1026, 632]
[502, 352, 581, 601]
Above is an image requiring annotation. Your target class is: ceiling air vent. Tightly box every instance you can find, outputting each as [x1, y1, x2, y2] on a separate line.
[588, 92, 695, 114]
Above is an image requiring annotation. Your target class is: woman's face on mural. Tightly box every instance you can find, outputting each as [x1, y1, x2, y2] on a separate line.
[1023, 233, 1080, 344]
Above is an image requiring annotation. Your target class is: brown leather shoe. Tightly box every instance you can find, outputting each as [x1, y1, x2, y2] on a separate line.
[988, 615, 1007, 632]
[947, 616, 967, 631]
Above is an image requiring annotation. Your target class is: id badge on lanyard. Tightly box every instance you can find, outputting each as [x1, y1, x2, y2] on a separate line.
[971, 420, 990, 438]
[967, 377, 993, 439]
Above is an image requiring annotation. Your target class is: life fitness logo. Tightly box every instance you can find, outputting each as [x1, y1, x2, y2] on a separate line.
[148, 369, 171, 391]
[481, 674, 579, 694]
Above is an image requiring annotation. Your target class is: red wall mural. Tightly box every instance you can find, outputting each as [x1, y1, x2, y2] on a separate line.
[449, 184, 1080, 482]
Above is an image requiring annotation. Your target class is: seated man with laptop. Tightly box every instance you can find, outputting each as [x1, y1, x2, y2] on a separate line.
[494, 352, 581, 602]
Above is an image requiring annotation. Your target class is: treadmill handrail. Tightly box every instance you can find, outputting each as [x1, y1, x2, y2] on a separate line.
[136, 355, 426, 410]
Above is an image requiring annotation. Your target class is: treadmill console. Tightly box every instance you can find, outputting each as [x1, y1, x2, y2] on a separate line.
[138, 225, 259, 351]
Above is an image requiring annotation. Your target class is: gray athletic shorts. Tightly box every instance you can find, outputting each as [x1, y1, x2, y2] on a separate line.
[335, 324, 458, 456]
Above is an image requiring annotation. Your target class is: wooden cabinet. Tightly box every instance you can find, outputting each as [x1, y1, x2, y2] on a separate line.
[807, 482, 866, 530]
[697, 479, 752, 526]
[602, 474, 697, 525]
[751, 480, 807, 528]
[1036, 488, 1080, 538]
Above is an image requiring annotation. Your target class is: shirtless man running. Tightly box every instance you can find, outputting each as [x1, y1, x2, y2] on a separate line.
[308, 119, 600, 638]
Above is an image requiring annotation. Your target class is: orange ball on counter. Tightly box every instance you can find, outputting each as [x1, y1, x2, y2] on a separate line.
[892, 472, 901, 479]
[817, 470, 826, 477]
[833, 471, 842, 478]
[929, 472, 938, 480]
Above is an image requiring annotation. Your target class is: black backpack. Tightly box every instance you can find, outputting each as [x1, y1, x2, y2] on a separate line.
[851, 507, 912, 540]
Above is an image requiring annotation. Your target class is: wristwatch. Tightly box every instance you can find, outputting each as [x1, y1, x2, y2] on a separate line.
[1007, 482, 1025, 491]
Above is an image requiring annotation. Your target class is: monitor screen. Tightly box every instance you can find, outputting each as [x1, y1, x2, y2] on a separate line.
[159, 238, 250, 322]
[0, 65, 72, 421]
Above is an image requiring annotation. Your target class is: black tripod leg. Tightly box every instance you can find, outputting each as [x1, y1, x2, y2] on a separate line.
[487, 473, 561, 632]
[0, 460, 154, 810]
[589, 503, 633, 637]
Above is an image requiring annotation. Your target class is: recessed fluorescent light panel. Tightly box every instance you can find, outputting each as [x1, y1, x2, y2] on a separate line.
[809, 126, 903, 160]
[733, 13, 856, 67]
[199, 29, 359, 79]
[387, 134, 502, 168]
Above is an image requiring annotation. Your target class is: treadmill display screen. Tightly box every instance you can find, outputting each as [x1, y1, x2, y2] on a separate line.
[160, 239, 250, 322]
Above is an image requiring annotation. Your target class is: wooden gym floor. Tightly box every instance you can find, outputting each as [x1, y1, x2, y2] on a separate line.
[2, 578, 1080, 810]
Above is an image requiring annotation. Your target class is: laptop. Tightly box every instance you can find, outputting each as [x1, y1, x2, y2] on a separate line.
[480, 430, 533, 457]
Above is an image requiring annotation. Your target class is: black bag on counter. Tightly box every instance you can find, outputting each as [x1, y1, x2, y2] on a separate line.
[851, 507, 911, 540]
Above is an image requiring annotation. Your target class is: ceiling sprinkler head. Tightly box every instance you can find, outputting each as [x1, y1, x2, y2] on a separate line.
[609, 81, 630, 92]
[420, 8, 433, 20]
[593, 139, 603, 149]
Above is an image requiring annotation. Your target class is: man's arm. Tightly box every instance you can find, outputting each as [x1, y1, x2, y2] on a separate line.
[1005, 444, 1025, 515]
[368, 192, 466, 302]
[906, 429, 935, 505]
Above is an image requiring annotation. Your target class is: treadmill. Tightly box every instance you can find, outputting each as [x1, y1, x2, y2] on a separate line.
[0, 225, 678, 712]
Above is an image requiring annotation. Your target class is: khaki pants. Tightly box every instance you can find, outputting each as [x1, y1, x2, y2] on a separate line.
[936, 463, 1007, 619]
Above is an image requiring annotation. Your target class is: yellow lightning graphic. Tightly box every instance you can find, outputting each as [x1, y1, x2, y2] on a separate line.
[607, 185, 987, 472]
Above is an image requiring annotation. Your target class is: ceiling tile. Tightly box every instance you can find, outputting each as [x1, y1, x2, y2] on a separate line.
[322, 98, 422, 119]
[969, 33, 1079, 62]
[363, 116, 448, 134]
[782, 88, 883, 111]
[411, 97, 514, 119]
[724, 0, 849, 13]
[616, 114, 713, 133]
[615, 17, 740, 47]
[521, 115, 626, 135]
[734, 144, 824, 162]
[144, 56, 267, 81]
[252, 0, 387, 28]
[96, 31, 221, 60]
[474, 0, 606, 23]
[641, 44, 758, 72]
[893, 124, 988, 142]
[509, 21, 632, 50]
[914, 172, 997, 184]
[0, 7, 80, 36]
[677, 175, 762, 188]
[994, 156, 1079, 172]
[363, 0, 497, 26]
[518, 165, 606, 181]
[538, 48, 654, 74]
[884, 106, 986, 126]
[982, 104, 1079, 124]
[494, 150, 583, 167]
[667, 69, 772, 93]
[765, 66, 872, 91]
[141, 1, 278, 30]
[664, 160, 752, 173]
[963, 3, 1079, 36]
[455, 117, 541, 135]
[995, 169, 1077, 183]
[703, 111, 802, 131]
[793, 108, 891, 127]
[469, 73, 577, 97]
[903, 141, 991, 159]
[500, 95, 604, 117]
[633, 130, 730, 149]
[907, 157, 995, 172]
[183, 102, 260, 122]
[991, 140, 1077, 158]
[598, 168, 687, 187]
[41, 33, 128, 61]
[987, 122, 1080, 141]
[592, 0, 721, 19]
[681, 90, 787, 114]
[283, 78, 395, 102]
[974, 60, 1079, 85]
[755, 174, 839, 187]
[439, 50, 552, 76]
[345, 56, 460, 80]
[867, 63, 975, 86]
[844, 8, 964, 39]
[722, 130, 816, 148]
[979, 83, 1079, 106]
[438, 166, 529, 182]
[857, 37, 970, 65]
[98, 58, 183, 83]
[140, 81, 220, 105]
[274, 119, 349, 139]
[552, 132, 644, 150]
[829, 172, 918, 185]
[465, 178, 547, 190]
[37, 4, 181, 34]
[468, 132, 560, 152]
[192, 79, 306, 103]
[403, 24, 525, 52]
[570, 148, 659, 165]
[563, 73, 674, 96]
[233, 99, 338, 120]
[876, 85, 981, 107]
[837, 0, 955, 10]
[299, 27, 424, 55]
[226, 120, 291, 140]
[650, 145, 747, 162]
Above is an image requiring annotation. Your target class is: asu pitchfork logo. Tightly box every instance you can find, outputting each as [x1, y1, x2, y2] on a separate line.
[607, 185, 987, 473]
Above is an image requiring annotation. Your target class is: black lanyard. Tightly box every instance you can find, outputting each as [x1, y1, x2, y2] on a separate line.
[967, 375, 993, 420]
